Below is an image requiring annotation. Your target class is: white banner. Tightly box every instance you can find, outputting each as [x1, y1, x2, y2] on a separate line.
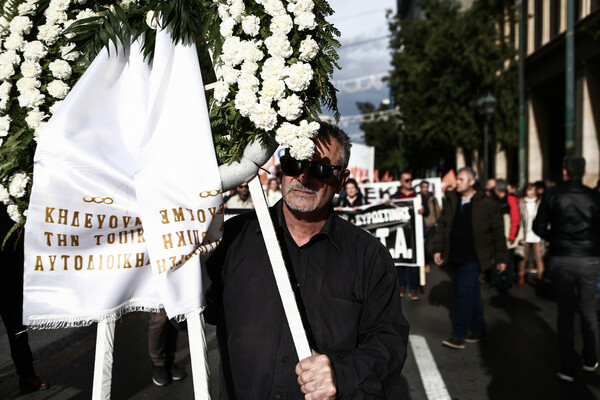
[360, 178, 443, 204]
[23, 29, 223, 327]
[347, 142, 374, 183]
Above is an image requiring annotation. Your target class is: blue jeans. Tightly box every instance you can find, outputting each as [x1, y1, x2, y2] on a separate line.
[397, 266, 419, 291]
[453, 262, 486, 341]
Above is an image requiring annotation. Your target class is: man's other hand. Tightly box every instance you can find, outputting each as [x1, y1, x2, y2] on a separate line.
[497, 263, 507, 273]
[434, 252, 444, 265]
[296, 353, 337, 400]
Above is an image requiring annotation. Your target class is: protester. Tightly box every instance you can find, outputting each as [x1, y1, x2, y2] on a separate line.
[533, 156, 600, 382]
[516, 183, 545, 286]
[0, 211, 49, 392]
[336, 178, 368, 210]
[205, 122, 409, 398]
[266, 177, 282, 206]
[485, 178, 496, 197]
[490, 179, 520, 289]
[148, 310, 188, 386]
[420, 180, 441, 273]
[225, 182, 253, 209]
[433, 167, 507, 349]
[534, 180, 546, 198]
[394, 171, 421, 300]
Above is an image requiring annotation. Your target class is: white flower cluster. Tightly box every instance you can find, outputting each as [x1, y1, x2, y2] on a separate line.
[0, 0, 87, 222]
[214, 0, 321, 159]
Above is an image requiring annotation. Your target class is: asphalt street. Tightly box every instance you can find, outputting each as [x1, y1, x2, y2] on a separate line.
[2, 265, 600, 400]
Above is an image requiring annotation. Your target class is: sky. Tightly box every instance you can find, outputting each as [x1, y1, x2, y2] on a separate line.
[325, 0, 398, 142]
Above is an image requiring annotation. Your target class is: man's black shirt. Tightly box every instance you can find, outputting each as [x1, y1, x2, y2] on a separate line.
[206, 200, 409, 399]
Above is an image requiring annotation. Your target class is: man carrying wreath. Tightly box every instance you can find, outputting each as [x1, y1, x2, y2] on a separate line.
[206, 122, 409, 399]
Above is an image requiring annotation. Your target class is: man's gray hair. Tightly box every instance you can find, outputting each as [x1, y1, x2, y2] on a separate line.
[316, 121, 352, 169]
[457, 166, 477, 181]
[495, 179, 508, 193]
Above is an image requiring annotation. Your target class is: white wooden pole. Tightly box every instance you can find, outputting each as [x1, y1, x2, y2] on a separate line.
[248, 177, 312, 360]
[187, 309, 211, 399]
[92, 319, 115, 400]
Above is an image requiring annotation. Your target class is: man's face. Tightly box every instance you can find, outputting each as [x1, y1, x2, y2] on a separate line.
[237, 183, 249, 200]
[281, 137, 349, 213]
[420, 182, 429, 195]
[400, 173, 413, 191]
[493, 187, 505, 198]
[485, 179, 495, 191]
[456, 171, 475, 194]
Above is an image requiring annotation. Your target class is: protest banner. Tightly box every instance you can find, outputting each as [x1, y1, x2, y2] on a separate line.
[359, 178, 443, 205]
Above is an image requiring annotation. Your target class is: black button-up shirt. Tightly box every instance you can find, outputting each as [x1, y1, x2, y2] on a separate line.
[206, 201, 409, 399]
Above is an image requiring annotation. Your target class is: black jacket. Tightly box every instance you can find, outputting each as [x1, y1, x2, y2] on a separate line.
[533, 180, 600, 257]
[432, 189, 507, 270]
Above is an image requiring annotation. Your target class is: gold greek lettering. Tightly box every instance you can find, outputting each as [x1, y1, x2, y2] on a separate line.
[97, 214, 106, 229]
[71, 211, 80, 227]
[45, 207, 55, 223]
[172, 208, 184, 222]
[35, 256, 43, 271]
[85, 213, 93, 228]
[157, 259, 166, 274]
[44, 232, 53, 246]
[160, 210, 169, 224]
[74, 255, 83, 270]
[58, 209, 68, 225]
[162, 233, 173, 249]
[109, 215, 118, 228]
[57, 234, 67, 246]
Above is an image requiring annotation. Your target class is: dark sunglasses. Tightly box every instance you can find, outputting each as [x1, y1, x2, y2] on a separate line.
[238, 185, 249, 189]
[280, 156, 343, 181]
[403, 178, 412, 183]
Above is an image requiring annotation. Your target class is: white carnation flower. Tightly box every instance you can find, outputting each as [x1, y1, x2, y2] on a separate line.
[238, 73, 260, 93]
[262, 0, 286, 16]
[37, 23, 61, 45]
[277, 94, 304, 121]
[145, 10, 159, 29]
[265, 34, 293, 58]
[220, 17, 236, 38]
[23, 41, 47, 60]
[25, 108, 47, 129]
[275, 122, 297, 147]
[299, 35, 319, 61]
[0, 60, 15, 81]
[4, 34, 24, 51]
[47, 80, 70, 99]
[49, 0, 71, 11]
[270, 14, 293, 35]
[49, 100, 63, 114]
[240, 40, 264, 63]
[297, 119, 320, 138]
[44, 8, 68, 25]
[241, 61, 259, 76]
[289, 135, 315, 160]
[17, 88, 44, 108]
[221, 65, 241, 85]
[221, 36, 243, 66]
[228, 0, 245, 22]
[34, 122, 47, 139]
[0, 16, 8, 30]
[217, 4, 230, 20]
[261, 57, 286, 80]
[0, 84, 9, 111]
[20, 60, 42, 78]
[1, 50, 21, 65]
[0, 185, 9, 205]
[18, 1, 38, 16]
[119, 0, 135, 11]
[288, 0, 315, 15]
[213, 80, 230, 105]
[60, 43, 80, 61]
[76, 9, 97, 20]
[249, 101, 278, 131]
[284, 62, 313, 92]
[259, 79, 286, 101]
[16, 77, 40, 92]
[49, 59, 72, 79]
[295, 12, 317, 31]
[241, 15, 260, 37]
[8, 172, 30, 198]
[9, 16, 33, 35]
[234, 89, 257, 117]
[0, 115, 10, 136]
[7, 204, 23, 223]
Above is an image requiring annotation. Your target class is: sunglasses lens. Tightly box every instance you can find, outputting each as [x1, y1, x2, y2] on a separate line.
[281, 157, 303, 176]
[310, 162, 332, 180]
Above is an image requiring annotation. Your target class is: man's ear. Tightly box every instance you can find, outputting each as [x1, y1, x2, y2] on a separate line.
[336, 169, 351, 194]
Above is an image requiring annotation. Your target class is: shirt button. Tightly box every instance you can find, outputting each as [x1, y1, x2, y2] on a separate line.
[275, 394, 281, 399]
[293, 283, 300, 289]
[282, 356, 288, 363]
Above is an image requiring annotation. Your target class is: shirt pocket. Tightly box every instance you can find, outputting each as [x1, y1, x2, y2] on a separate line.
[316, 293, 363, 351]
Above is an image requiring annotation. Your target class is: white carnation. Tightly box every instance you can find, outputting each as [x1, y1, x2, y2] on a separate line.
[23, 41, 47, 60]
[289, 135, 315, 160]
[60, 43, 79, 61]
[44, 8, 68, 25]
[34, 122, 47, 139]
[270, 14, 293, 35]
[20, 60, 42, 78]
[275, 122, 297, 147]
[259, 79, 286, 101]
[297, 119, 320, 138]
[18, 1, 38, 16]
[16, 77, 40, 92]
[25, 108, 47, 129]
[213, 80, 230, 105]
[9, 16, 32, 35]
[76, 9, 97, 20]
[0, 82, 10, 111]
[17, 88, 44, 108]
[220, 17, 236, 38]
[49, 59, 72, 79]
[234, 89, 257, 117]
[238, 73, 260, 93]
[0, 186, 9, 205]
[221, 65, 241, 85]
[1, 50, 21, 65]
[37, 23, 62, 45]
[49, 0, 71, 11]
[265, 34, 293, 58]
[4, 34, 24, 51]
[0, 115, 10, 136]
[249, 101, 278, 131]
[277, 94, 304, 121]
[8, 172, 30, 198]
[47, 80, 70, 99]
[284, 62, 313, 92]
[295, 12, 317, 31]
[7, 204, 23, 223]
[241, 15, 260, 37]
[241, 61, 259, 75]
[49, 100, 63, 114]
[0, 16, 8, 30]
[299, 35, 319, 61]
[217, 4, 230, 20]
[228, 0, 245, 22]
[145, 10, 158, 29]
[221, 36, 243, 66]
[262, 0, 286, 16]
[0, 60, 15, 80]
[261, 57, 286, 80]
[288, 0, 315, 15]
[240, 40, 264, 63]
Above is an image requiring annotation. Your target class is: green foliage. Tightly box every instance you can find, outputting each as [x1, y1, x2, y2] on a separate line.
[388, 0, 517, 171]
